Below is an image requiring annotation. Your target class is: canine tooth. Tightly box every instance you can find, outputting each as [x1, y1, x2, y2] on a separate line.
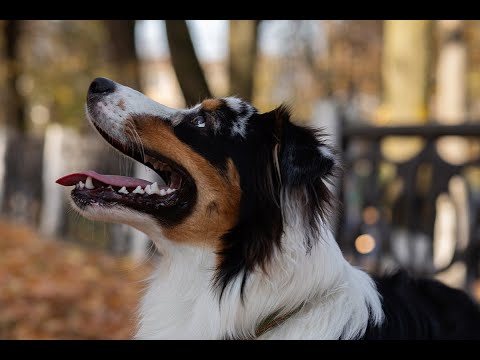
[118, 186, 129, 194]
[144, 155, 154, 163]
[85, 176, 94, 189]
[166, 188, 174, 194]
[153, 161, 163, 170]
[150, 182, 161, 195]
[159, 189, 167, 196]
[79, 181, 85, 189]
[132, 186, 145, 194]
[145, 184, 153, 194]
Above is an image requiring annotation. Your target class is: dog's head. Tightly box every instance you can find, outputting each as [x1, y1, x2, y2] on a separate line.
[57, 77, 336, 294]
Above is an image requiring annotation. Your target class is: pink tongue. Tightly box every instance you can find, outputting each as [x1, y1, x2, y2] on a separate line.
[56, 170, 152, 189]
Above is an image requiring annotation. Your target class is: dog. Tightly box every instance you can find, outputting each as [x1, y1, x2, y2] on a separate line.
[56, 77, 480, 339]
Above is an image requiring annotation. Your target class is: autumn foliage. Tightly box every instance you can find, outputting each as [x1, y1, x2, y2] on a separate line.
[0, 219, 151, 340]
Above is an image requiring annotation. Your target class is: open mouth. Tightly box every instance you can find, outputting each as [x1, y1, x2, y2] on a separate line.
[56, 140, 196, 217]
[56, 77, 197, 222]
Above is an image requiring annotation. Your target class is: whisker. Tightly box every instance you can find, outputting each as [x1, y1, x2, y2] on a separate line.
[125, 125, 145, 163]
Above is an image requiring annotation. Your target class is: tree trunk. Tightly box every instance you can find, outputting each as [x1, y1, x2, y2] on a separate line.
[435, 20, 467, 124]
[381, 20, 433, 163]
[5, 20, 26, 132]
[105, 20, 141, 89]
[165, 20, 212, 105]
[228, 20, 260, 102]
[382, 20, 432, 125]
[434, 20, 469, 166]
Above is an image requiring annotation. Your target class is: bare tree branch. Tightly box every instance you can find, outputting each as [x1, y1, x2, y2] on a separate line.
[228, 20, 260, 102]
[165, 20, 212, 106]
[105, 20, 141, 90]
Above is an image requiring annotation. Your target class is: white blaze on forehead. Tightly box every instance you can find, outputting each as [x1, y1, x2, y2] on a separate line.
[223, 97, 256, 138]
[86, 81, 179, 145]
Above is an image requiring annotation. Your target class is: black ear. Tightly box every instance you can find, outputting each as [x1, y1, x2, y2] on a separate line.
[274, 106, 337, 251]
[276, 106, 335, 187]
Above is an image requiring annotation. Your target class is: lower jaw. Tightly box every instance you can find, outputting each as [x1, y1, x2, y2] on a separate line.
[71, 186, 179, 210]
[70, 183, 196, 227]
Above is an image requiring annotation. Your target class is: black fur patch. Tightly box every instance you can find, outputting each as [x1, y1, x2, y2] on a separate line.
[213, 109, 283, 299]
[277, 106, 337, 250]
[173, 112, 228, 171]
[363, 271, 480, 339]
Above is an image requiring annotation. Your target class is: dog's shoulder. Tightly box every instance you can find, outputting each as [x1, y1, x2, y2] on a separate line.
[362, 270, 480, 339]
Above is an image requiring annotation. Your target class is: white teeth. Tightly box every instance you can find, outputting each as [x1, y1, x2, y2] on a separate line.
[152, 161, 163, 170]
[85, 176, 94, 189]
[144, 155, 154, 164]
[150, 182, 161, 195]
[144, 155, 171, 173]
[126, 183, 175, 196]
[132, 186, 145, 194]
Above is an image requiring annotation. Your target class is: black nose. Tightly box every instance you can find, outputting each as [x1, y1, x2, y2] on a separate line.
[89, 77, 116, 94]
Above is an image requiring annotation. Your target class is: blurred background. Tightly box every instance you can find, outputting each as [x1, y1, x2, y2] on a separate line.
[0, 20, 479, 339]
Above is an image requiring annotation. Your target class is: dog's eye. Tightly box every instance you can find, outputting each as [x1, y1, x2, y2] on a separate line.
[191, 116, 206, 128]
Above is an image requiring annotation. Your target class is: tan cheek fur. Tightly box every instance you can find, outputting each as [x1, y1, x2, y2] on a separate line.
[134, 118, 241, 248]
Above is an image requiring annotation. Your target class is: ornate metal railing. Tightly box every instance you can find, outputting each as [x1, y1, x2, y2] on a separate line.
[337, 123, 480, 295]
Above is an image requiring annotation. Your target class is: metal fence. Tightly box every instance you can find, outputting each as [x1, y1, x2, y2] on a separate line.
[337, 122, 480, 295]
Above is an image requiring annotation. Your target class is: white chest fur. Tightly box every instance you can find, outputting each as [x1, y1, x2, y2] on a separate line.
[135, 227, 383, 340]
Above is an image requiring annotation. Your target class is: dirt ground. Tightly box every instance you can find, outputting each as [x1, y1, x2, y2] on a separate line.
[0, 219, 152, 339]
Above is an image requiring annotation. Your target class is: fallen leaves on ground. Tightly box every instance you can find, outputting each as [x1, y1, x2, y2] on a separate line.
[0, 219, 152, 339]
